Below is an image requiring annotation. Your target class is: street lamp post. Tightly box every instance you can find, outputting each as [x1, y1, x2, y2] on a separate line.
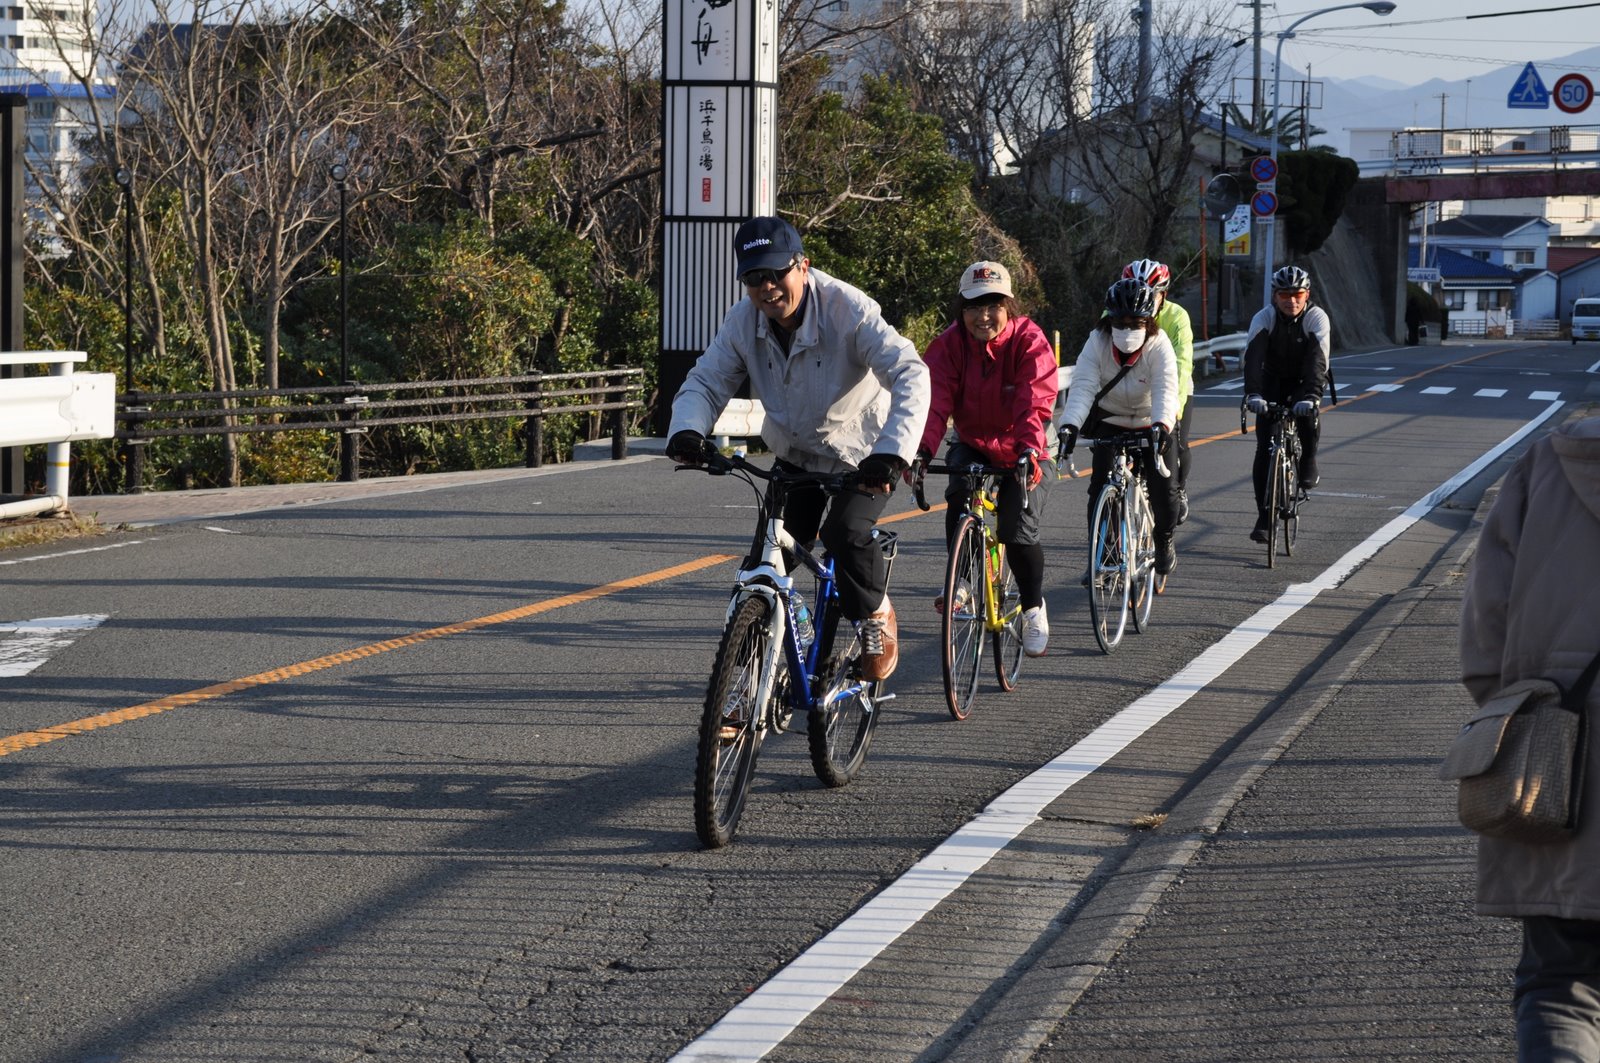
[114, 167, 144, 494]
[1262, 0, 1397, 310]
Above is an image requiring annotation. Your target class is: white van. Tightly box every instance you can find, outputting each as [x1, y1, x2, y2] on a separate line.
[1573, 298, 1600, 344]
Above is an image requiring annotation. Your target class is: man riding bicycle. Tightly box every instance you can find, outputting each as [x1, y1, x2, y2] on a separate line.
[1243, 265, 1331, 544]
[914, 260, 1058, 656]
[666, 216, 931, 681]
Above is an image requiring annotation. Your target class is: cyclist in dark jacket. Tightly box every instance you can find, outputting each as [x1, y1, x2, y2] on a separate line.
[1243, 265, 1330, 543]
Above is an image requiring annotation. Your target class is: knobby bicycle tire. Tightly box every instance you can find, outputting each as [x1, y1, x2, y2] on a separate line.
[694, 595, 772, 848]
[807, 624, 881, 785]
[1089, 484, 1130, 654]
[991, 542, 1024, 690]
[942, 515, 986, 720]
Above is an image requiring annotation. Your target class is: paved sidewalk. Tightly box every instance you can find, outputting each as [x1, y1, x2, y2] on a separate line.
[1016, 495, 1519, 1058]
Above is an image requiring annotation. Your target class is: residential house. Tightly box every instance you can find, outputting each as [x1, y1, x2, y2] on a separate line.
[1423, 214, 1551, 274]
[1409, 244, 1517, 335]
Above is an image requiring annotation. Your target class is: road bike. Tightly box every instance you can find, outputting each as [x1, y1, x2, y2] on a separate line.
[680, 450, 898, 848]
[911, 457, 1031, 720]
[1243, 400, 1309, 569]
[1064, 431, 1168, 655]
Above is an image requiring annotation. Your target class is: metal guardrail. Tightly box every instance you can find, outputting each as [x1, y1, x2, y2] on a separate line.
[114, 368, 647, 493]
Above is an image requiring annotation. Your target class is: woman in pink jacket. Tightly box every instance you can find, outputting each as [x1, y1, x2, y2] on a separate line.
[914, 261, 1059, 656]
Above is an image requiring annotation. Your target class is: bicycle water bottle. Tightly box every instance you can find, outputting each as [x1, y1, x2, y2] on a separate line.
[794, 600, 815, 654]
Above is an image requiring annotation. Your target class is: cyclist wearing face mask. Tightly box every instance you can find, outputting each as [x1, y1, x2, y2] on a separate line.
[1243, 264, 1331, 544]
[1059, 279, 1181, 577]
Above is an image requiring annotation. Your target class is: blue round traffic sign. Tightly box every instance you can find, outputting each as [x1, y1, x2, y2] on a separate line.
[1554, 73, 1594, 114]
[1251, 190, 1278, 217]
[1250, 155, 1278, 183]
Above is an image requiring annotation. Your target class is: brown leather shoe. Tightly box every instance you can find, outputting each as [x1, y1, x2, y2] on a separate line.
[859, 597, 898, 681]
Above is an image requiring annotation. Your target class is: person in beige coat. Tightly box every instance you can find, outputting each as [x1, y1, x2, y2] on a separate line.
[1459, 414, 1600, 1060]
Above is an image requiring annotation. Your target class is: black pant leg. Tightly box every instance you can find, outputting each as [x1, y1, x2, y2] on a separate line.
[1296, 412, 1320, 483]
[818, 484, 892, 620]
[1177, 401, 1193, 490]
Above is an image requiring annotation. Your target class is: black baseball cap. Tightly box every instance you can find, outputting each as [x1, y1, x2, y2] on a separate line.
[733, 216, 803, 277]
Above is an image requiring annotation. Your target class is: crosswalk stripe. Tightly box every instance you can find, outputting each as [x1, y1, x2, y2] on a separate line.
[1366, 384, 1403, 392]
[1421, 386, 1455, 395]
[1531, 390, 1562, 400]
[1475, 388, 1507, 398]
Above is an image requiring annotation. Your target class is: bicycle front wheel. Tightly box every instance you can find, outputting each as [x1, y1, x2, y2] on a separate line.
[807, 626, 881, 786]
[1281, 444, 1299, 558]
[694, 595, 772, 849]
[942, 516, 986, 720]
[1265, 449, 1283, 569]
[991, 544, 1024, 691]
[1130, 484, 1155, 634]
[1088, 485, 1129, 654]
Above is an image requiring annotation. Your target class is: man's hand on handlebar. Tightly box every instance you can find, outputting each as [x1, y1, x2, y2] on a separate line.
[667, 429, 710, 465]
[857, 452, 908, 494]
[1245, 394, 1267, 415]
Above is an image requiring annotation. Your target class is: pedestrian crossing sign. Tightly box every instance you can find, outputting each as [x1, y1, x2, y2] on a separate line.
[1508, 62, 1550, 109]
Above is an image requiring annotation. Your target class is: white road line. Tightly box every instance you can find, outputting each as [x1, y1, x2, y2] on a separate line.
[1531, 391, 1562, 401]
[0, 614, 109, 678]
[670, 399, 1567, 1063]
[0, 539, 152, 567]
[1476, 388, 1507, 398]
[1587, 359, 1600, 374]
[1366, 384, 1403, 392]
[1421, 386, 1455, 395]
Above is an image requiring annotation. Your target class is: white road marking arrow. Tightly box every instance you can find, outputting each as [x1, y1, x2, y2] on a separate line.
[0, 614, 109, 678]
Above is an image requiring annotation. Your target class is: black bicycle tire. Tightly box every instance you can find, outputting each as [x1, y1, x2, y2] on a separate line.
[942, 515, 986, 720]
[1130, 481, 1155, 634]
[1282, 432, 1299, 557]
[1089, 484, 1129, 654]
[1266, 442, 1281, 569]
[992, 543, 1024, 689]
[693, 595, 771, 848]
[807, 626, 881, 786]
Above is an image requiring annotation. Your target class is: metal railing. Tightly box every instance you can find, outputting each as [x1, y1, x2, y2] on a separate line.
[115, 368, 647, 493]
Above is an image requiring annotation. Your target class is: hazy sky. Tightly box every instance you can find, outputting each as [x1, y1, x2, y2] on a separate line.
[1239, 0, 1598, 86]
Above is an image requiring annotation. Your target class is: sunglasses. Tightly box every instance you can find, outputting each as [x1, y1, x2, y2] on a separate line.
[740, 258, 800, 288]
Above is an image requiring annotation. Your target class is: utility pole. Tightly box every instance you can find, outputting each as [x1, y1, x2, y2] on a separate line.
[1246, 0, 1263, 128]
[1135, 0, 1152, 121]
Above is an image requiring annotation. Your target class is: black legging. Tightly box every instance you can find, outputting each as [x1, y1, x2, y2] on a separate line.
[1177, 401, 1193, 491]
[775, 461, 892, 621]
[1084, 444, 1178, 545]
[1251, 411, 1320, 520]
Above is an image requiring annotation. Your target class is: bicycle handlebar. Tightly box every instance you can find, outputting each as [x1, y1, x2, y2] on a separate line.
[1063, 430, 1171, 480]
[674, 447, 861, 493]
[910, 456, 1033, 513]
[1238, 398, 1304, 435]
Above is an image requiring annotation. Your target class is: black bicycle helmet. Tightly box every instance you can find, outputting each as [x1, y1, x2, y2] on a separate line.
[1272, 265, 1311, 291]
[1105, 278, 1159, 319]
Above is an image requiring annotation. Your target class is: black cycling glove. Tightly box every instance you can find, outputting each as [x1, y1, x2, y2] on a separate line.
[668, 429, 709, 464]
[857, 452, 908, 489]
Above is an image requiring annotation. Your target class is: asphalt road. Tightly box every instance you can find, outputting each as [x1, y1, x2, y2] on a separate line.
[1, 339, 1594, 1062]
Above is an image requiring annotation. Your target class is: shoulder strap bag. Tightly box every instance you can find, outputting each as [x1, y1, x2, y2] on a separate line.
[1440, 648, 1600, 843]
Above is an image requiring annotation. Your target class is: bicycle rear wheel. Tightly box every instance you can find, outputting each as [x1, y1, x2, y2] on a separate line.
[1130, 486, 1155, 634]
[1088, 485, 1129, 654]
[807, 625, 881, 786]
[941, 516, 986, 720]
[693, 595, 772, 848]
[991, 544, 1023, 691]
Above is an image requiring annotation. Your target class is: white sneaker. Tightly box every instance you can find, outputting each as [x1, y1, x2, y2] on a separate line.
[1022, 604, 1048, 657]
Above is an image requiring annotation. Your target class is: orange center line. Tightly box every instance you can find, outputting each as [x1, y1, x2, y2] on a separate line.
[0, 553, 737, 759]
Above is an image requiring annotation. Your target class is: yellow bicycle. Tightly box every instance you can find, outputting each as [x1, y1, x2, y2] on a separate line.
[913, 458, 1031, 720]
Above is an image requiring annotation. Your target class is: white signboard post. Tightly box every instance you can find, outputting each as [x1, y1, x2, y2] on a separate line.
[659, 0, 779, 427]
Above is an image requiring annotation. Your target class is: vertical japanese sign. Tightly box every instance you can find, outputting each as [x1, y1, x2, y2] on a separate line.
[658, 0, 779, 427]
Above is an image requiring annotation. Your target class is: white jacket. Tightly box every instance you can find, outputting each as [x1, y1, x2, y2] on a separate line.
[668, 267, 931, 472]
[1060, 328, 1179, 435]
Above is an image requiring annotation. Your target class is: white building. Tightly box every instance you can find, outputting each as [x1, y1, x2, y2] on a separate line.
[0, 1, 114, 206]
